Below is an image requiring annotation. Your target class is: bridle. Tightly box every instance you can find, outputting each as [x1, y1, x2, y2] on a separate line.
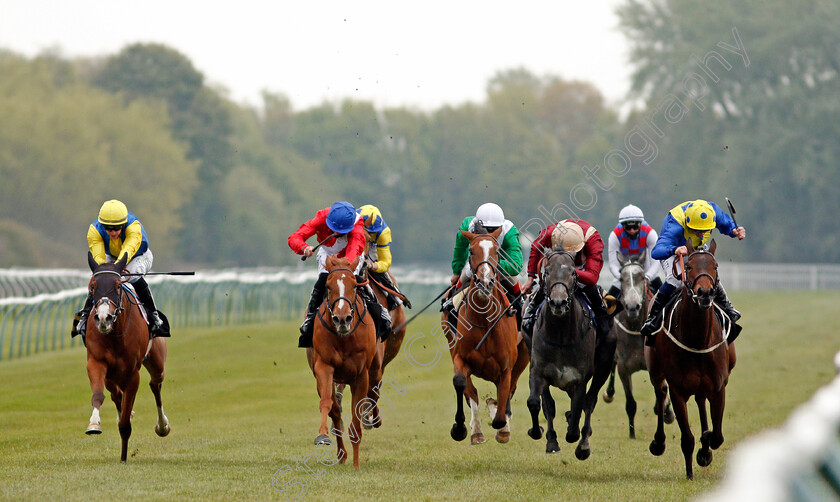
[468, 235, 499, 296]
[541, 250, 577, 313]
[318, 267, 367, 337]
[678, 250, 719, 304]
[90, 269, 126, 333]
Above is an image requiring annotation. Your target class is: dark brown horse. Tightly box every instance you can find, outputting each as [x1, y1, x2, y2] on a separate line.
[602, 253, 674, 438]
[305, 256, 382, 469]
[84, 252, 170, 462]
[645, 240, 737, 479]
[442, 228, 529, 445]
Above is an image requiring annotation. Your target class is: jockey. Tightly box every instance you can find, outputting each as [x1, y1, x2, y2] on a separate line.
[444, 203, 524, 327]
[72, 199, 168, 340]
[521, 219, 613, 344]
[288, 201, 391, 348]
[357, 204, 412, 310]
[606, 204, 662, 298]
[640, 199, 746, 343]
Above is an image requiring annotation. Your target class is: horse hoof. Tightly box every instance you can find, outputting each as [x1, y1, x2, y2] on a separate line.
[86, 423, 102, 435]
[155, 423, 171, 437]
[575, 445, 591, 461]
[527, 426, 543, 440]
[697, 449, 713, 467]
[314, 434, 332, 446]
[664, 411, 675, 425]
[566, 430, 580, 443]
[602, 392, 614, 403]
[450, 423, 468, 442]
[471, 433, 486, 445]
[546, 440, 560, 454]
[649, 440, 665, 456]
[495, 431, 510, 444]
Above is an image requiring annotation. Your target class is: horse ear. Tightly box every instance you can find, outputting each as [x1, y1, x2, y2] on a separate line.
[325, 255, 336, 270]
[350, 256, 360, 271]
[636, 252, 646, 266]
[460, 229, 475, 241]
[490, 227, 502, 239]
[686, 240, 695, 254]
[616, 251, 627, 266]
[87, 251, 97, 271]
[708, 239, 717, 255]
[116, 254, 128, 271]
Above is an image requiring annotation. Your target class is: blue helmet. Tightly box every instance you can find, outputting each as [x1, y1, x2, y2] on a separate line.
[326, 201, 357, 233]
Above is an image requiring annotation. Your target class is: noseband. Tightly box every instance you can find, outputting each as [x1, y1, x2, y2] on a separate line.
[318, 267, 367, 336]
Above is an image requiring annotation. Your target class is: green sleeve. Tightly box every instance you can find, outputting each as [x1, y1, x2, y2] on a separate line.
[498, 225, 524, 277]
[451, 217, 473, 275]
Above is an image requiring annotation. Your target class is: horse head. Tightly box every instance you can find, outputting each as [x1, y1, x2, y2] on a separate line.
[461, 227, 502, 301]
[542, 249, 577, 318]
[683, 239, 718, 309]
[617, 252, 646, 321]
[87, 252, 128, 335]
[324, 255, 360, 336]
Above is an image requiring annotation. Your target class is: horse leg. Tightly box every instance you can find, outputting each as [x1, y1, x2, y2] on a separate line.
[450, 357, 468, 442]
[496, 340, 528, 444]
[576, 385, 594, 461]
[541, 388, 560, 453]
[648, 378, 668, 457]
[335, 383, 345, 411]
[313, 361, 335, 447]
[618, 365, 637, 439]
[105, 379, 122, 418]
[328, 391, 346, 464]
[602, 360, 617, 403]
[565, 384, 585, 444]
[526, 368, 545, 441]
[728, 343, 737, 372]
[118, 371, 140, 463]
[669, 391, 695, 480]
[143, 338, 170, 437]
[663, 387, 676, 424]
[707, 388, 727, 451]
[491, 370, 512, 430]
[464, 377, 485, 445]
[85, 360, 107, 435]
[364, 347, 384, 430]
[485, 395, 510, 444]
[695, 395, 713, 467]
[348, 371, 370, 469]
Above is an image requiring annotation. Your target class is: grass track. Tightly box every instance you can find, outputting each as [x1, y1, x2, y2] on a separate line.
[1, 291, 837, 501]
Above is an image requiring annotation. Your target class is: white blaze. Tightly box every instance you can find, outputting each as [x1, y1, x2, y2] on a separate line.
[337, 278, 346, 310]
[479, 240, 494, 280]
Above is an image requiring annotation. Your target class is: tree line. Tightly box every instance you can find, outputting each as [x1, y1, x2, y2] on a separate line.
[1, 0, 837, 270]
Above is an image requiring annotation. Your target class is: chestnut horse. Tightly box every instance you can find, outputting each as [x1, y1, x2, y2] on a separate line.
[84, 252, 170, 462]
[305, 256, 383, 469]
[443, 228, 529, 445]
[646, 239, 737, 479]
[602, 253, 674, 438]
[526, 250, 613, 459]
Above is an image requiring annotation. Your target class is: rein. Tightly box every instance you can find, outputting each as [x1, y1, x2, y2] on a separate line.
[658, 298, 731, 353]
[316, 267, 369, 337]
[678, 250, 720, 304]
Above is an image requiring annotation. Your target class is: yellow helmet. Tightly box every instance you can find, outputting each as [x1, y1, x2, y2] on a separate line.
[684, 200, 716, 231]
[98, 200, 128, 226]
[551, 220, 586, 253]
[358, 204, 386, 233]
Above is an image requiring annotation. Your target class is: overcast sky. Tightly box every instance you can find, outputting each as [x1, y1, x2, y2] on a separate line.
[0, 1, 631, 111]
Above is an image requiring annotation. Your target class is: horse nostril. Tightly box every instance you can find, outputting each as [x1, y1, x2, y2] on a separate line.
[344, 315, 352, 324]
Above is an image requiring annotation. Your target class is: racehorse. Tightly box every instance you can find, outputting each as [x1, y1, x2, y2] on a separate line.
[305, 256, 382, 469]
[646, 239, 737, 479]
[443, 228, 529, 445]
[83, 252, 170, 462]
[602, 252, 674, 438]
[526, 249, 614, 459]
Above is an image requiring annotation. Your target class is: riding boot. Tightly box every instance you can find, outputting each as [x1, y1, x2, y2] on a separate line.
[714, 283, 741, 322]
[521, 289, 545, 337]
[71, 293, 94, 338]
[581, 284, 612, 345]
[360, 284, 391, 342]
[606, 285, 621, 299]
[502, 283, 523, 329]
[649, 276, 663, 294]
[641, 283, 677, 345]
[133, 278, 166, 336]
[299, 274, 328, 348]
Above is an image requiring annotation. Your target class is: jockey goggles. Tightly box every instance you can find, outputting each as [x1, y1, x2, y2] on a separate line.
[622, 222, 640, 231]
[103, 224, 124, 232]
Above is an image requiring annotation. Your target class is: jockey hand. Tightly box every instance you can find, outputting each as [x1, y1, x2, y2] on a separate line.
[674, 245, 689, 257]
[523, 276, 535, 294]
[734, 227, 746, 240]
[302, 245, 314, 257]
[449, 274, 459, 286]
[365, 258, 377, 271]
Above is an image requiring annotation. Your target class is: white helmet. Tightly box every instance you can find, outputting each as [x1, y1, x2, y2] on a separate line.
[475, 203, 505, 227]
[618, 204, 644, 224]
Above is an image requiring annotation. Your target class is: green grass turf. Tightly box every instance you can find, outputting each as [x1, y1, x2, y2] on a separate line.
[0, 291, 837, 501]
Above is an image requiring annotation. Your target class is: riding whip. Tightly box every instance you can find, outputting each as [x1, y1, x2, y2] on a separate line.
[724, 197, 742, 240]
[301, 232, 339, 261]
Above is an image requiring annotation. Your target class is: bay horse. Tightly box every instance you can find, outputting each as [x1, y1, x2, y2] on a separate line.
[602, 252, 674, 438]
[443, 228, 529, 445]
[305, 256, 383, 469]
[526, 249, 614, 459]
[645, 239, 737, 479]
[84, 252, 170, 462]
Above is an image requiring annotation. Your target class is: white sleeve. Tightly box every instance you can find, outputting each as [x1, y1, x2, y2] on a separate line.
[644, 229, 660, 279]
[607, 232, 621, 279]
